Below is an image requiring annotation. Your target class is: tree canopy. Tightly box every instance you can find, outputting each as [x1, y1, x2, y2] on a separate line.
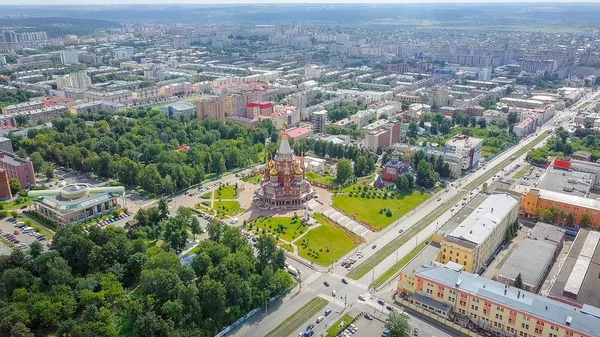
[0, 211, 293, 337]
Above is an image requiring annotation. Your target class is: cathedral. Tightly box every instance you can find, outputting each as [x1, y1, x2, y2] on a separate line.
[256, 123, 315, 209]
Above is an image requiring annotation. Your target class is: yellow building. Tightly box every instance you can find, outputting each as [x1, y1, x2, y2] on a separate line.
[397, 262, 600, 337]
[439, 194, 519, 273]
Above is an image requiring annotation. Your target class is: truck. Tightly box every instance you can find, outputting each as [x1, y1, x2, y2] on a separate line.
[381, 328, 390, 337]
[286, 264, 299, 277]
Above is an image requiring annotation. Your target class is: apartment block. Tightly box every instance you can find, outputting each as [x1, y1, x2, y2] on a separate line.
[0, 152, 36, 188]
[196, 96, 225, 122]
[397, 262, 600, 337]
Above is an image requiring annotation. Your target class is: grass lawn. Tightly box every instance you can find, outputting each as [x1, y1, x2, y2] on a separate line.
[326, 314, 354, 337]
[242, 174, 263, 184]
[195, 203, 215, 215]
[332, 191, 431, 229]
[295, 213, 362, 266]
[371, 238, 430, 288]
[339, 175, 376, 193]
[200, 192, 212, 199]
[306, 171, 337, 185]
[215, 185, 238, 199]
[512, 165, 531, 179]
[3, 198, 30, 210]
[249, 217, 308, 242]
[265, 297, 328, 337]
[281, 242, 294, 253]
[346, 131, 550, 280]
[213, 201, 243, 216]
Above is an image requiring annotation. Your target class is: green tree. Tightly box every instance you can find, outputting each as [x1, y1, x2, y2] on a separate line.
[514, 272, 524, 289]
[396, 175, 409, 193]
[507, 111, 518, 125]
[29, 241, 43, 258]
[408, 121, 418, 138]
[9, 179, 21, 194]
[157, 198, 169, 220]
[566, 213, 575, 227]
[9, 322, 34, 337]
[336, 159, 353, 184]
[416, 160, 437, 189]
[580, 212, 592, 228]
[385, 312, 411, 337]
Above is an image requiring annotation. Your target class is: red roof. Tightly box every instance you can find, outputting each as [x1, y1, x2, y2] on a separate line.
[286, 127, 312, 139]
[0, 75, 10, 80]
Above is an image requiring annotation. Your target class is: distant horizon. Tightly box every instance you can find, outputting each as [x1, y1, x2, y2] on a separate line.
[1, 0, 599, 5]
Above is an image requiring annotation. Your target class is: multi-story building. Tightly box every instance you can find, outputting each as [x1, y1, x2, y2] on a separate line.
[0, 152, 36, 188]
[0, 137, 14, 153]
[521, 187, 600, 228]
[159, 82, 193, 97]
[0, 169, 11, 200]
[478, 67, 492, 81]
[513, 117, 536, 138]
[132, 87, 161, 103]
[247, 101, 274, 118]
[387, 63, 409, 74]
[113, 47, 134, 61]
[2, 101, 45, 115]
[407, 103, 431, 119]
[444, 135, 484, 170]
[397, 261, 600, 337]
[56, 71, 92, 89]
[83, 90, 133, 105]
[311, 110, 327, 134]
[59, 50, 79, 65]
[0, 105, 68, 126]
[439, 193, 519, 273]
[363, 121, 402, 153]
[351, 109, 377, 127]
[196, 96, 224, 122]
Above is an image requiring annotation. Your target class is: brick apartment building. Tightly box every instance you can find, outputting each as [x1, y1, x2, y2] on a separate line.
[0, 152, 36, 188]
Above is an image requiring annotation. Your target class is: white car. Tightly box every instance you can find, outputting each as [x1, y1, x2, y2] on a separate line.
[358, 295, 366, 301]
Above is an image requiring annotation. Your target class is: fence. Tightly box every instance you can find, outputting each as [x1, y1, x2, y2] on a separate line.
[214, 285, 294, 337]
[397, 298, 480, 337]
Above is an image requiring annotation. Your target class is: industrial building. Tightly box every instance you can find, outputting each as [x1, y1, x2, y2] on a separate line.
[438, 193, 519, 273]
[496, 222, 564, 293]
[549, 229, 600, 308]
[28, 184, 124, 227]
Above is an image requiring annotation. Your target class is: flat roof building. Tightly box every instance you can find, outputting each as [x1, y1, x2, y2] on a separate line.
[521, 188, 600, 229]
[496, 222, 564, 293]
[440, 193, 519, 273]
[444, 135, 484, 170]
[159, 102, 196, 118]
[549, 229, 600, 308]
[29, 184, 124, 227]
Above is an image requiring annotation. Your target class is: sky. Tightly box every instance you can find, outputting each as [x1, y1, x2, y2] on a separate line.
[0, 0, 598, 4]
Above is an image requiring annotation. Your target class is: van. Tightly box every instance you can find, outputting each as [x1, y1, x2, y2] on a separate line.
[316, 316, 325, 323]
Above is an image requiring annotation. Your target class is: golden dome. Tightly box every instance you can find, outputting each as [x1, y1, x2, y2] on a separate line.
[270, 167, 278, 176]
[282, 121, 288, 130]
[269, 160, 275, 168]
[295, 161, 303, 175]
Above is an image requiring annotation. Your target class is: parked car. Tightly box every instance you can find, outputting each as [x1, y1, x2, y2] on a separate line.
[377, 299, 385, 305]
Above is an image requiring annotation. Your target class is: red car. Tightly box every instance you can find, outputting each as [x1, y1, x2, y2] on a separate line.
[13, 230, 19, 235]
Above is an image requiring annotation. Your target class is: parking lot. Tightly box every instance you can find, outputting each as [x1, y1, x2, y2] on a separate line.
[353, 315, 387, 337]
[0, 218, 51, 252]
